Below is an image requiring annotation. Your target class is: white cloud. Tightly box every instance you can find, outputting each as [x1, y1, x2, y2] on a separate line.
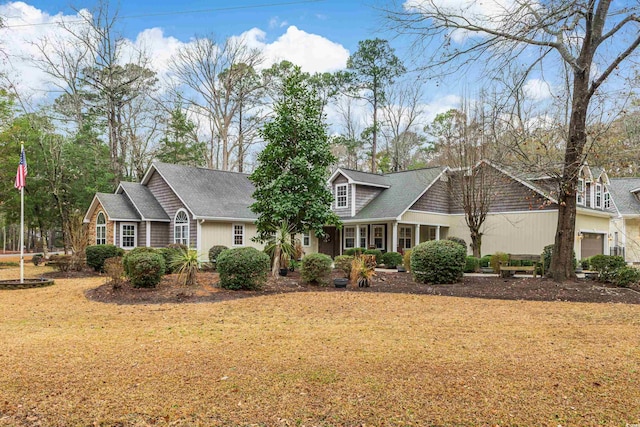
[523, 78, 552, 101]
[239, 25, 349, 73]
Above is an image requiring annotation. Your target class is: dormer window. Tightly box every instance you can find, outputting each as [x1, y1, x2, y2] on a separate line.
[595, 183, 602, 209]
[604, 191, 611, 209]
[577, 178, 585, 205]
[336, 184, 347, 208]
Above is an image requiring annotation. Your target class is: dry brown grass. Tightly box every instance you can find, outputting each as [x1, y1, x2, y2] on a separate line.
[1, 265, 640, 426]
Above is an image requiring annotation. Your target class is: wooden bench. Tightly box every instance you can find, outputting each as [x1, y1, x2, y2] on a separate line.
[499, 254, 544, 278]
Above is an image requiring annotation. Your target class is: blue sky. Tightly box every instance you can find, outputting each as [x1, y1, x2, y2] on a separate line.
[14, 0, 382, 53]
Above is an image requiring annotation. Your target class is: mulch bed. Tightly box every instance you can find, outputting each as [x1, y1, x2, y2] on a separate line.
[83, 269, 640, 305]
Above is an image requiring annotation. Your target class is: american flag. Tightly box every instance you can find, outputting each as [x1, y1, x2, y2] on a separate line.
[14, 146, 27, 190]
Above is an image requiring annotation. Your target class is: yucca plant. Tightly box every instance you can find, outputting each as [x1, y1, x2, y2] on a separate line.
[170, 248, 200, 286]
[350, 255, 376, 288]
[264, 220, 298, 277]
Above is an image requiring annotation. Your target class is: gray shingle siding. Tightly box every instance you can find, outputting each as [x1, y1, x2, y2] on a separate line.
[150, 222, 170, 247]
[355, 185, 383, 214]
[410, 179, 450, 213]
[147, 170, 196, 246]
[332, 175, 351, 217]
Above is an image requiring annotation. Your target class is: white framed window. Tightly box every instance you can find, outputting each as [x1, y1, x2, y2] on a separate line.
[96, 212, 106, 245]
[336, 184, 348, 208]
[399, 226, 412, 250]
[302, 231, 310, 247]
[359, 226, 368, 249]
[604, 191, 611, 209]
[120, 223, 137, 249]
[174, 209, 189, 246]
[232, 224, 245, 246]
[595, 183, 602, 208]
[373, 225, 385, 250]
[344, 226, 355, 248]
[577, 178, 585, 205]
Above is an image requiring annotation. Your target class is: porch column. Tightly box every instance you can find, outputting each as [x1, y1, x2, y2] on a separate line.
[415, 224, 420, 245]
[435, 225, 441, 240]
[392, 222, 398, 253]
[113, 223, 117, 245]
[146, 221, 151, 247]
[355, 224, 361, 250]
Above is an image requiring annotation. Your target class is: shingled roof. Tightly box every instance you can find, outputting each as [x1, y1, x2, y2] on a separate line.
[91, 193, 140, 221]
[608, 178, 640, 216]
[332, 167, 447, 221]
[117, 182, 170, 221]
[144, 162, 257, 220]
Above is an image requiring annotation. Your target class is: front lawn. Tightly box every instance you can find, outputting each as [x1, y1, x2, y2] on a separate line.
[0, 266, 639, 426]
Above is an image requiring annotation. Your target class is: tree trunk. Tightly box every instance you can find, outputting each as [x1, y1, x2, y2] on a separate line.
[470, 231, 481, 258]
[549, 66, 591, 281]
[372, 87, 378, 173]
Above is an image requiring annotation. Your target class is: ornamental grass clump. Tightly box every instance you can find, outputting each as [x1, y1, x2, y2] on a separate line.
[217, 247, 270, 290]
[411, 240, 466, 284]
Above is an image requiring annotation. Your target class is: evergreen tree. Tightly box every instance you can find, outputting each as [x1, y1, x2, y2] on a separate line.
[250, 66, 340, 242]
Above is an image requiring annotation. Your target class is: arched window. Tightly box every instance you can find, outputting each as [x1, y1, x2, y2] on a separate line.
[96, 212, 106, 245]
[174, 210, 189, 246]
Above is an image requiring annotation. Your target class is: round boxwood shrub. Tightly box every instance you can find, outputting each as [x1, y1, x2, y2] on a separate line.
[301, 253, 333, 286]
[363, 249, 383, 265]
[123, 247, 157, 276]
[334, 255, 354, 278]
[464, 256, 480, 273]
[382, 251, 403, 269]
[589, 254, 627, 282]
[217, 247, 270, 290]
[611, 265, 640, 287]
[479, 255, 492, 268]
[126, 252, 166, 288]
[86, 244, 125, 272]
[411, 240, 466, 284]
[208, 245, 229, 268]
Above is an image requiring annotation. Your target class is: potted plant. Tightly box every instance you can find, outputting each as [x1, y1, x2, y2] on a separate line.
[279, 253, 290, 276]
[397, 264, 406, 273]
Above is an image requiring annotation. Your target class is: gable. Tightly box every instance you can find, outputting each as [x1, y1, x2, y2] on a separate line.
[410, 178, 450, 213]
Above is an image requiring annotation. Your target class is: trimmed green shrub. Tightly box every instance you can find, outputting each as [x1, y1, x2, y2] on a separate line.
[208, 245, 229, 268]
[127, 252, 166, 288]
[86, 245, 125, 272]
[217, 247, 270, 290]
[589, 254, 627, 282]
[403, 250, 412, 271]
[446, 236, 467, 250]
[156, 247, 177, 274]
[344, 247, 366, 256]
[123, 247, 157, 276]
[611, 266, 640, 287]
[489, 252, 509, 273]
[479, 255, 492, 268]
[334, 255, 354, 278]
[580, 258, 590, 270]
[363, 249, 383, 265]
[542, 244, 577, 274]
[382, 251, 403, 268]
[301, 253, 333, 286]
[411, 240, 466, 284]
[464, 256, 480, 273]
[32, 253, 43, 266]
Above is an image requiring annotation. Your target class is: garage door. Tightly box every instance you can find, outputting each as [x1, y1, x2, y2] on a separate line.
[581, 233, 604, 259]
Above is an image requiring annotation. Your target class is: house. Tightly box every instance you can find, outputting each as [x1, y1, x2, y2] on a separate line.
[84, 161, 624, 261]
[607, 177, 640, 263]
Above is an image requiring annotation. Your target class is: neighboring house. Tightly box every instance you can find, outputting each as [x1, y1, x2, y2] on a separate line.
[607, 177, 640, 263]
[84, 161, 625, 261]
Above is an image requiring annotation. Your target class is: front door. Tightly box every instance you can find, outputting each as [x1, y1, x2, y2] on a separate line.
[318, 226, 339, 258]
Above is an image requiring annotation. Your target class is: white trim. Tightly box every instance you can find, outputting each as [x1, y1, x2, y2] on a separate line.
[327, 168, 390, 189]
[398, 225, 413, 251]
[595, 183, 602, 209]
[589, 182, 595, 208]
[174, 209, 190, 246]
[359, 225, 368, 249]
[193, 216, 256, 222]
[577, 178, 585, 206]
[232, 223, 245, 246]
[96, 211, 107, 245]
[343, 226, 356, 249]
[145, 221, 151, 247]
[113, 223, 117, 245]
[372, 225, 385, 250]
[83, 195, 101, 223]
[351, 183, 356, 217]
[341, 217, 398, 224]
[335, 183, 348, 208]
[120, 222, 137, 249]
[392, 222, 398, 253]
[197, 219, 203, 255]
[415, 224, 420, 245]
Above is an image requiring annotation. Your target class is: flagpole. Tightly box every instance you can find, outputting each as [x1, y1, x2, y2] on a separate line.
[20, 143, 24, 284]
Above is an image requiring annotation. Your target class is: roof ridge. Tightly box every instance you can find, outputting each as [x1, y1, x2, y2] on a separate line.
[153, 161, 251, 177]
